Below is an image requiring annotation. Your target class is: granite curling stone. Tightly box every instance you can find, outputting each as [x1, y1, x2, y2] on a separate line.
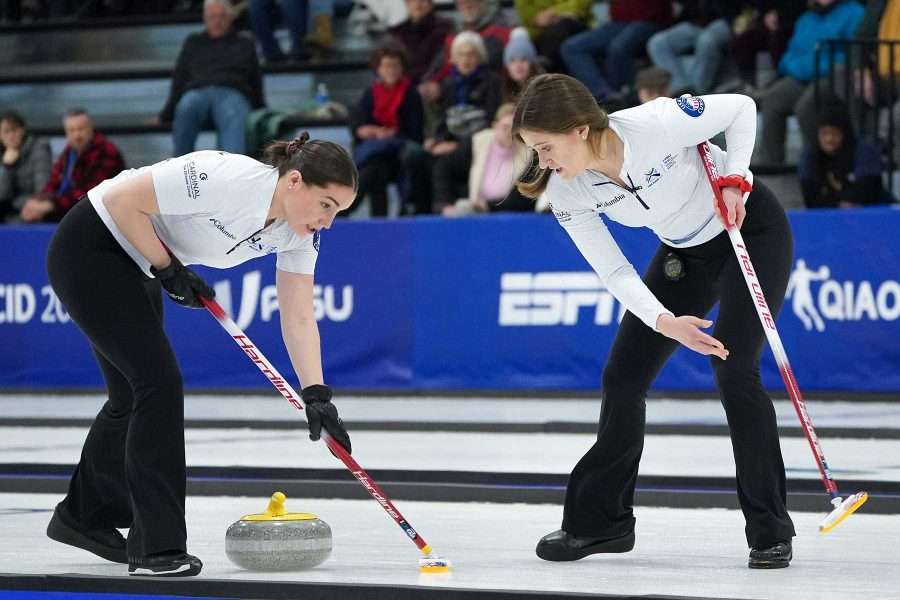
[225, 491, 332, 571]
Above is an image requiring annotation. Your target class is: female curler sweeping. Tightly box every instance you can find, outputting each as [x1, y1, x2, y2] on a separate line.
[513, 74, 796, 569]
[45, 133, 356, 577]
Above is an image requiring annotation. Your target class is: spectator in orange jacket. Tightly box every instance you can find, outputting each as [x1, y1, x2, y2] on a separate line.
[20, 109, 125, 223]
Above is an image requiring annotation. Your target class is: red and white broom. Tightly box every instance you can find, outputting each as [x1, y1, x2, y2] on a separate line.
[697, 142, 867, 533]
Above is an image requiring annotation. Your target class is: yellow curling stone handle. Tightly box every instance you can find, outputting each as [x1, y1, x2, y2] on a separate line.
[240, 491, 318, 521]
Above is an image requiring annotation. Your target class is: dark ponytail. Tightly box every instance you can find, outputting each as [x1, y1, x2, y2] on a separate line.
[264, 131, 359, 193]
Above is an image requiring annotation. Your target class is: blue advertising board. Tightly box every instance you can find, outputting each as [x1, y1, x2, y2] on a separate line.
[1, 208, 898, 392]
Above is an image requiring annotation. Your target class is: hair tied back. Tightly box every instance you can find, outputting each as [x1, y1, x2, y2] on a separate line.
[287, 131, 310, 156]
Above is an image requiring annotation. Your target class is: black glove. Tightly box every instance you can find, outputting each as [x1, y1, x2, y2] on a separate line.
[302, 384, 351, 454]
[150, 259, 214, 309]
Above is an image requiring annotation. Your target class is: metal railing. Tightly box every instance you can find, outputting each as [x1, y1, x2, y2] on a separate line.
[815, 38, 899, 199]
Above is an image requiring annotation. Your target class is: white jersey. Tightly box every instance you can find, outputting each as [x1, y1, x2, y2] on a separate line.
[544, 94, 757, 331]
[88, 151, 319, 278]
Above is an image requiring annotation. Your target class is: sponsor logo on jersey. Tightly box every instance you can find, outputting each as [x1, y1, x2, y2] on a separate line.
[676, 95, 705, 117]
[183, 160, 204, 199]
[551, 206, 572, 223]
[662, 154, 676, 170]
[498, 272, 624, 326]
[246, 234, 277, 255]
[596, 193, 626, 210]
[208, 218, 236, 240]
[644, 167, 662, 187]
[786, 259, 900, 332]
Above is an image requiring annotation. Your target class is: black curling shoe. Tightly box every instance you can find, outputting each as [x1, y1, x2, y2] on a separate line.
[129, 551, 203, 577]
[46, 505, 127, 564]
[536, 529, 635, 561]
[748, 540, 792, 569]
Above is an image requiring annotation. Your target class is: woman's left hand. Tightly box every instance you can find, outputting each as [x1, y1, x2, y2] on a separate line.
[717, 186, 746, 229]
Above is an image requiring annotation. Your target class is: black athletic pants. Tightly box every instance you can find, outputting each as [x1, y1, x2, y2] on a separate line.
[561, 182, 797, 549]
[46, 198, 187, 558]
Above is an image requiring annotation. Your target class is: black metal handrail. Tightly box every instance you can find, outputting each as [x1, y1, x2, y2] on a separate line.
[815, 38, 900, 198]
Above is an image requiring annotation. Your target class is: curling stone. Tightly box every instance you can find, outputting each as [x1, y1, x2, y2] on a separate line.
[225, 492, 332, 571]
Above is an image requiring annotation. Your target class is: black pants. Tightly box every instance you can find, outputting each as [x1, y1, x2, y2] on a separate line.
[46, 198, 187, 558]
[354, 153, 401, 217]
[561, 182, 796, 549]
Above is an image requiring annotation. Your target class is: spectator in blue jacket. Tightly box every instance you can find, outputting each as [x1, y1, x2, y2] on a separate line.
[754, 0, 864, 165]
[799, 104, 892, 208]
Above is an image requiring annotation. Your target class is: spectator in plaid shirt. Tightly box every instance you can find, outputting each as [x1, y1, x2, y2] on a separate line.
[20, 109, 125, 223]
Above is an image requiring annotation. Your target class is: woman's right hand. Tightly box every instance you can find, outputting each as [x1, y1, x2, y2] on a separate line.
[656, 314, 729, 360]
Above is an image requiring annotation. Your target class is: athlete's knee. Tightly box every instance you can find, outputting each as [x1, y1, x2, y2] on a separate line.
[132, 362, 183, 403]
[712, 358, 763, 398]
[601, 363, 649, 400]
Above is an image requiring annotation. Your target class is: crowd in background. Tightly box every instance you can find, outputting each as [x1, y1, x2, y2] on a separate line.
[1, 0, 898, 223]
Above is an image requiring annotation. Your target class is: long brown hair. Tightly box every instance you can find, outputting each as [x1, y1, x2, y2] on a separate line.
[512, 74, 609, 198]
[264, 131, 359, 193]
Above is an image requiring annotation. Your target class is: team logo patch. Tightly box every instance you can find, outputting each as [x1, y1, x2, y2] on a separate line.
[676, 95, 705, 117]
[313, 230, 321, 252]
[644, 167, 662, 187]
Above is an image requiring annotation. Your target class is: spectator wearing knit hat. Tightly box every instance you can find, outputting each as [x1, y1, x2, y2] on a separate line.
[501, 27, 545, 103]
[799, 103, 891, 208]
[514, 0, 592, 72]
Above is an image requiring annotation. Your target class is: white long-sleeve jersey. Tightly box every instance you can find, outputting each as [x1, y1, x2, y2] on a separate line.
[544, 94, 757, 331]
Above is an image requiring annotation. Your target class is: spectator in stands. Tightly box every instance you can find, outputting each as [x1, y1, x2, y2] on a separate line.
[18, 109, 124, 223]
[634, 66, 671, 104]
[501, 26, 544, 103]
[0, 111, 51, 223]
[442, 103, 532, 216]
[348, 44, 424, 217]
[514, 0, 592, 72]
[434, 33, 501, 152]
[728, 2, 805, 93]
[646, 2, 738, 95]
[406, 32, 501, 214]
[800, 105, 890, 208]
[160, 0, 265, 156]
[248, 0, 335, 63]
[390, 0, 454, 83]
[419, 0, 513, 105]
[753, 0, 864, 166]
[560, 0, 671, 101]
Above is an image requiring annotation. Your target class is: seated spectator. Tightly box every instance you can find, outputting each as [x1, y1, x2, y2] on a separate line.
[560, 0, 672, 101]
[501, 26, 544, 103]
[0, 111, 51, 223]
[249, 0, 335, 63]
[390, 0, 454, 83]
[348, 44, 424, 217]
[728, 2, 805, 92]
[800, 105, 892, 208]
[646, 1, 738, 95]
[407, 32, 502, 214]
[754, 0, 864, 166]
[433, 32, 502, 145]
[19, 109, 124, 223]
[442, 103, 532, 216]
[514, 0, 592, 72]
[160, 0, 265, 156]
[634, 66, 671, 103]
[419, 0, 513, 104]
